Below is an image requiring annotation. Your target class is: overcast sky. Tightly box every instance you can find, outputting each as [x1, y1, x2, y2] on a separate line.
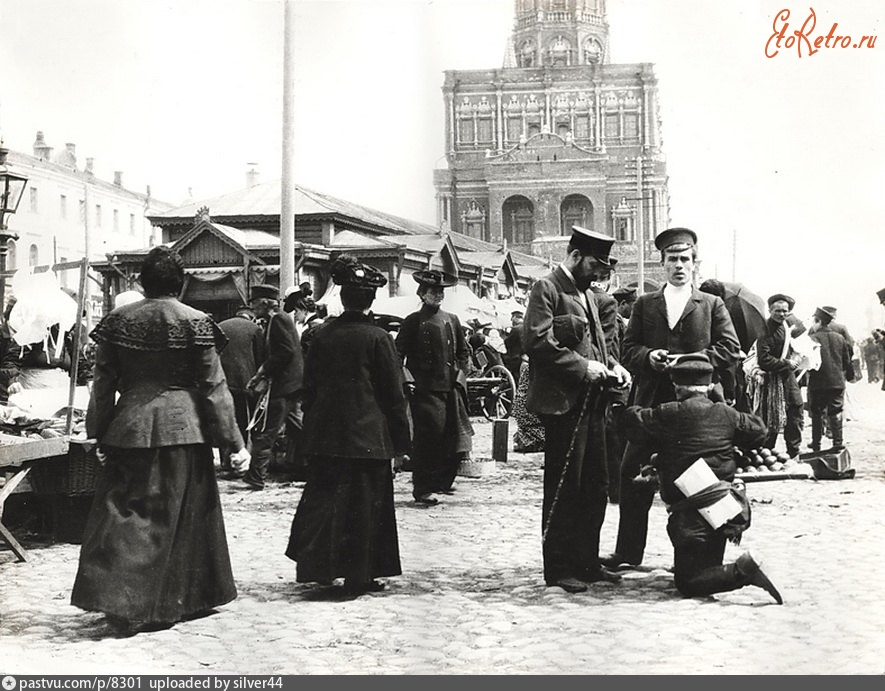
[1, 0, 884, 335]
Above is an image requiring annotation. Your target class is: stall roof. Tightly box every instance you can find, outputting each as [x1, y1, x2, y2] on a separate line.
[329, 230, 401, 248]
[150, 179, 441, 236]
[212, 224, 280, 249]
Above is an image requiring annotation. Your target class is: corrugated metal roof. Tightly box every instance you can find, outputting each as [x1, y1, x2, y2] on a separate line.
[517, 264, 551, 278]
[212, 223, 280, 248]
[378, 234, 446, 252]
[153, 180, 441, 236]
[459, 251, 507, 267]
[509, 249, 548, 266]
[329, 230, 399, 248]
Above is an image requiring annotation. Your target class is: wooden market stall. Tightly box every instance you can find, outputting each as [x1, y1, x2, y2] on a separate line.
[0, 258, 96, 561]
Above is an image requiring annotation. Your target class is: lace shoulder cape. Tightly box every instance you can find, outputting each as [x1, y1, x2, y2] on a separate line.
[91, 298, 227, 351]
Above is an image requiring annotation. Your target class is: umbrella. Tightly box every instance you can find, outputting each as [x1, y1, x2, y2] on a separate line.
[371, 294, 422, 319]
[717, 281, 767, 352]
[490, 297, 526, 330]
[443, 285, 498, 325]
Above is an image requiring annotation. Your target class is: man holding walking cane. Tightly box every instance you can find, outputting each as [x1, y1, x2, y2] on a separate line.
[524, 226, 631, 593]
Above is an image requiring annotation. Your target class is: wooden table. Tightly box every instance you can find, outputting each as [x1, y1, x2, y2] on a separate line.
[0, 434, 71, 561]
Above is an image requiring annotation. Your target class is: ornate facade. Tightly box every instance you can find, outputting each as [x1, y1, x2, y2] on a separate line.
[433, 0, 669, 288]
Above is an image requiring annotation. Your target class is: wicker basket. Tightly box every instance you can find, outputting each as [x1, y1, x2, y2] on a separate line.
[457, 456, 496, 478]
[28, 442, 101, 496]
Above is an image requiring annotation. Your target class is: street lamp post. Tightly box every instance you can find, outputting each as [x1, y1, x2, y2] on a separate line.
[0, 142, 28, 315]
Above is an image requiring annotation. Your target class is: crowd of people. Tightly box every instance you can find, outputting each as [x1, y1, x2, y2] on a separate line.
[15, 231, 879, 635]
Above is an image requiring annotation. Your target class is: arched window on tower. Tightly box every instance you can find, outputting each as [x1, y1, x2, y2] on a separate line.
[548, 36, 571, 67]
[583, 38, 603, 64]
[518, 39, 536, 68]
[461, 200, 486, 240]
[560, 194, 594, 235]
[503, 196, 535, 245]
[29, 244, 39, 267]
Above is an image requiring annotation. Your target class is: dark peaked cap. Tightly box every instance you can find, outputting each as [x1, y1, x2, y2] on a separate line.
[612, 287, 637, 303]
[767, 293, 796, 310]
[413, 269, 457, 288]
[669, 352, 714, 386]
[569, 226, 616, 266]
[250, 284, 278, 301]
[654, 227, 697, 251]
[877, 287, 885, 303]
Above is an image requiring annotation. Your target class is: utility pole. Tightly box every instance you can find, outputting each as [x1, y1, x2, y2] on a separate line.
[279, 0, 296, 294]
[624, 156, 649, 295]
[635, 155, 644, 295]
[83, 180, 91, 308]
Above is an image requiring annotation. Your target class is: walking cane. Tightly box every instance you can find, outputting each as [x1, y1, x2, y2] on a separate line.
[541, 379, 596, 545]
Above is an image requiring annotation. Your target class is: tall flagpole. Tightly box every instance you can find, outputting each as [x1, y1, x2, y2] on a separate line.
[279, 0, 296, 295]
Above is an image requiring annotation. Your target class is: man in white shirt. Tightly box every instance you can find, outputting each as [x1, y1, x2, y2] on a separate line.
[601, 227, 741, 571]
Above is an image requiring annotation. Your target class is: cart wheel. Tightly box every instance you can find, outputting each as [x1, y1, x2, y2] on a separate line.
[481, 365, 516, 421]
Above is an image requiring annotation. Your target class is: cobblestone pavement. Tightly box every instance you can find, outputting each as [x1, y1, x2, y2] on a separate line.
[1, 383, 884, 675]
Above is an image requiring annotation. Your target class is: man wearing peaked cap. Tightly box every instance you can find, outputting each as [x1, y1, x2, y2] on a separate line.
[653, 227, 698, 253]
[807, 305, 854, 453]
[250, 284, 279, 301]
[217, 302, 266, 476]
[569, 225, 617, 266]
[612, 287, 637, 303]
[602, 285, 639, 505]
[621, 352, 781, 604]
[755, 293, 803, 461]
[243, 279, 304, 490]
[522, 223, 631, 592]
[396, 267, 472, 506]
[814, 306, 836, 323]
[611, 286, 637, 356]
[808, 304, 854, 350]
[503, 309, 526, 390]
[601, 225, 741, 572]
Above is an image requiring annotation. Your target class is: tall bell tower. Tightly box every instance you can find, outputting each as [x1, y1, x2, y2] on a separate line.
[512, 0, 610, 68]
[434, 0, 670, 291]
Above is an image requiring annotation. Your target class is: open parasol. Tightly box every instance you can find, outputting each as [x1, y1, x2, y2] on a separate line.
[701, 280, 767, 353]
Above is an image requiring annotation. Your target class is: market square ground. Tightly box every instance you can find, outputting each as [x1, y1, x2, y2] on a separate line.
[1, 382, 883, 675]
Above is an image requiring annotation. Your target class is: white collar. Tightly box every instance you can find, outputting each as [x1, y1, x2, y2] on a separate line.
[663, 281, 693, 297]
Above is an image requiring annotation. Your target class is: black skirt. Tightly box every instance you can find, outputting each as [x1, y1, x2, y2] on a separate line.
[285, 457, 401, 584]
[71, 444, 236, 624]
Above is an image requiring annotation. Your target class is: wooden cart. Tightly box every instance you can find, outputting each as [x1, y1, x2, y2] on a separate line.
[466, 364, 516, 421]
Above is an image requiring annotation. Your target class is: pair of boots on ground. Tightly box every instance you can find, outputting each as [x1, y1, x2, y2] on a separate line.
[810, 412, 845, 453]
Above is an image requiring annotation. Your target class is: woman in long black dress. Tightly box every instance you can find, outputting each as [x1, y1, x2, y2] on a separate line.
[285, 254, 411, 595]
[71, 246, 249, 632]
